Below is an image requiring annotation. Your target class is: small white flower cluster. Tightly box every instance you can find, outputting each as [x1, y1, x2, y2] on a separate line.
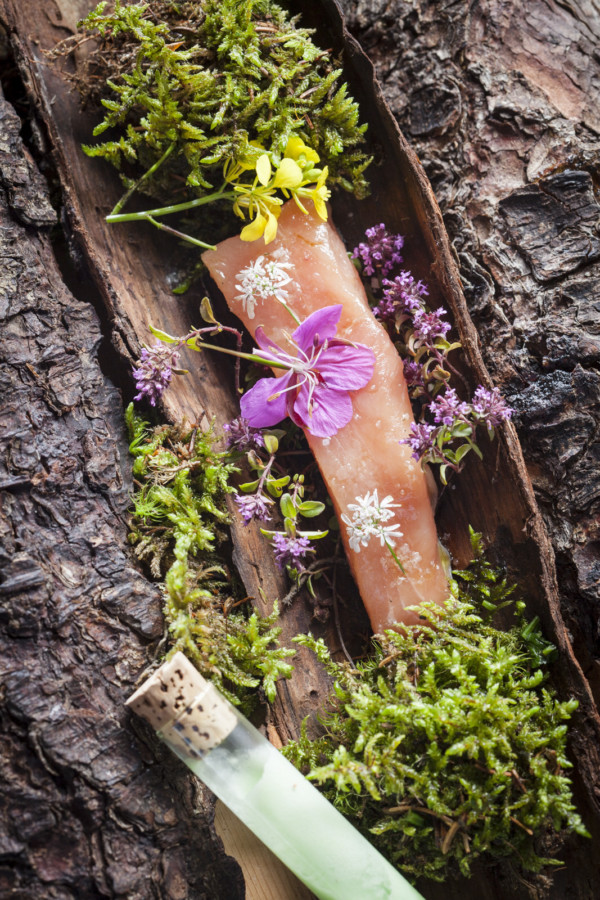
[341, 489, 402, 553]
[235, 255, 293, 319]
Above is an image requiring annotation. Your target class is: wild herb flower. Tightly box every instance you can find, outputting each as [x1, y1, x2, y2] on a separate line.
[428, 387, 471, 426]
[341, 490, 402, 552]
[403, 359, 425, 388]
[472, 386, 513, 430]
[411, 306, 452, 343]
[272, 532, 313, 570]
[240, 305, 375, 438]
[352, 224, 404, 277]
[132, 342, 180, 406]
[234, 492, 273, 525]
[374, 272, 428, 322]
[230, 147, 331, 244]
[223, 417, 265, 453]
[403, 422, 436, 461]
[235, 254, 293, 319]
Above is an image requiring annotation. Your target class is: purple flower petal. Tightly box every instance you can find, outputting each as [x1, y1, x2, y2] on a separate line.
[240, 372, 294, 428]
[292, 305, 342, 353]
[254, 326, 288, 357]
[292, 384, 353, 437]
[315, 341, 375, 391]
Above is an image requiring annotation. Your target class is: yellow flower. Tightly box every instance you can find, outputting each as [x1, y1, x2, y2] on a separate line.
[295, 166, 331, 221]
[240, 209, 279, 243]
[284, 136, 320, 166]
[271, 157, 303, 191]
[310, 167, 331, 220]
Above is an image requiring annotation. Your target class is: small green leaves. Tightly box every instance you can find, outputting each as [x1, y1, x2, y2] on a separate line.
[297, 500, 325, 518]
[79, 0, 371, 243]
[149, 323, 180, 344]
[280, 492, 296, 520]
[125, 405, 294, 711]
[284, 535, 587, 880]
[262, 433, 279, 455]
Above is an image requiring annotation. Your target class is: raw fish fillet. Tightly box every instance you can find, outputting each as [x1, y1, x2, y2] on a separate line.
[203, 201, 449, 630]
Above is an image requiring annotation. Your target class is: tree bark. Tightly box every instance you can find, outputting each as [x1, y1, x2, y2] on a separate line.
[0, 0, 599, 898]
[0, 81, 244, 898]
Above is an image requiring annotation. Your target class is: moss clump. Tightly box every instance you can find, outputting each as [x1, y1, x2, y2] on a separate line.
[126, 404, 294, 710]
[284, 532, 588, 881]
[79, 0, 371, 201]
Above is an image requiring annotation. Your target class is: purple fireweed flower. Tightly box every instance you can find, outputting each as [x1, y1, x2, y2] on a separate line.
[403, 359, 425, 388]
[234, 492, 273, 525]
[223, 416, 265, 452]
[239, 305, 375, 439]
[401, 422, 436, 461]
[428, 387, 471, 427]
[374, 272, 429, 322]
[133, 342, 180, 406]
[352, 224, 404, 277]
[471, 386, 513, 430]
[271, 532, 313, 570]
[412, 307, 452, 343]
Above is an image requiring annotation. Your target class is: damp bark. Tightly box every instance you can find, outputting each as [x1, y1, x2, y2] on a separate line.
[0, 1, 598, 899]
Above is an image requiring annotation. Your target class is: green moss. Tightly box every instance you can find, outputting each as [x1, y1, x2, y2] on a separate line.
[125, 404, 294, 710]
[284, 530, 588, 881]
[79, 0, 371, 201]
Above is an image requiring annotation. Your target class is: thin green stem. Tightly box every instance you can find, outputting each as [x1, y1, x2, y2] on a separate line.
[191, 340, 290, 370]
[279, 299, 302, 326]
[145, 215, 216, 251]
[106, 188, 235, 224]
[386, 541, 406, 575]
[110, 142, 176, 216]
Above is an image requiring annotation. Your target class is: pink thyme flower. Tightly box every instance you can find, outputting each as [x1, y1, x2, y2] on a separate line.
[471, 386, 513, 430]
[239, 305, 375, 438]
[352, 224, 404, 277]
[132, 342, 180, 406]
[271, 533, 313, 570]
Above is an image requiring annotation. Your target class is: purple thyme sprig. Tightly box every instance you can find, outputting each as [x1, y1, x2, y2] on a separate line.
[271, 532, 314, 571]
[352, 224, 404, 277]
[133, 343, 181, 406]
[412, 307, 452, 343]
[403, 422, 437, 461]
[471, 386, 513, 430]
[223, 416, 265, 452]
[374, 272, 429, 322]
[401, 385, 514, 484]
[428, 387, 471, 426]
[234, 492, 273, 524]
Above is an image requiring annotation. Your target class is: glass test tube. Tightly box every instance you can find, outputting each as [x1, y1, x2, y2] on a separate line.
[127, 652, 425, 900]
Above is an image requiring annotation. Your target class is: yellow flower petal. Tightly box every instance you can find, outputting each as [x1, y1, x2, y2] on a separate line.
[272, 158, 303, 190]
[284, 136, 320, 165]
[256, 154, 272, 187]
[312, 191, 329, 221]
[240, 213, 267, 242]
[263, 210, 279, 244]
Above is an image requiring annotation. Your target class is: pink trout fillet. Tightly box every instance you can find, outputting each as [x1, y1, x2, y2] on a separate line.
[203, 201, 449, 630]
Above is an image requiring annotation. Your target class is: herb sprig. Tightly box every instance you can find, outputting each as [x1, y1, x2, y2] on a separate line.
[284, 530, 588, 881]
[79, 0, 371, 245]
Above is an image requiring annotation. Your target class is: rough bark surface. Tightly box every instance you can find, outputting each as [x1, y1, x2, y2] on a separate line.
[1, 0, 599, 898]
[0, 85, 244, 899]
[340, 0, 600, 708]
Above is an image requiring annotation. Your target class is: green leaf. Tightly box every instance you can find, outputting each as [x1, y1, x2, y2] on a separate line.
[238, 480, 260, 493]
[297, 500, 325, 518]
[279, 492, 296, 519]
[149, 324, 180, 344]
[263, 433, 279, 455]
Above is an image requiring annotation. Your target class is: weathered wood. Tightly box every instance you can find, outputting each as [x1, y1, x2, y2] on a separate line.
[0, 84, 243, 898]
[338, 0, 600, 895]
[1, 0, 599, 897]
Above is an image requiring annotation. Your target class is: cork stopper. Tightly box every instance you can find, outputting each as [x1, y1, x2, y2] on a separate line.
[126, 652, 237, 758]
